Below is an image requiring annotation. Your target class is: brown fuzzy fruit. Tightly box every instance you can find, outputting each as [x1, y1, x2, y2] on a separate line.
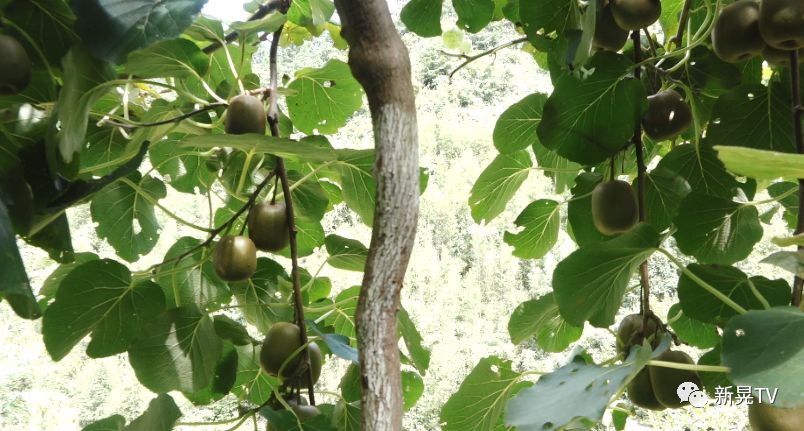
[609, 0, 662, 30]
[594, 4, 630, 52]
[591, 180, 639, 236]
[225, 94, 266, 135]
[748, 402, 804, 431]
[627, 368, 666, 411]
[213, 235, 257, 282]
[712, 0, 766, 63]
[248, 201, 290, 252]
[759, 0, 804, 50]
[0, 35, 32, 95]
[762, 46, 804, 66]
[643, 90, 693, 141]
[648, 350, 702, 409]
[616, 314, 661, 357]
[260, 322, 322, 384]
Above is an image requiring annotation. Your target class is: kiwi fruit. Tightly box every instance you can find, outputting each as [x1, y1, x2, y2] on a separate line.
[748, 402, 804, 431]
[591, 180, 639, 236]
[712, 0, 766, 63]
[627, 368, 667, 410]
[213, 235, 258, 282]
[594, 3, 630, 52]
[609, 0, 662, 31]
[0, 34, 32, 95]
[616, 313, 661, 357]
[759, 0, 804, 50]
[248, 201, 290, 252]
[762, 45, 804, 66]
[649, 350, 702, 409]
[225, 94, 266, 135]
[643, 90, 693, 141]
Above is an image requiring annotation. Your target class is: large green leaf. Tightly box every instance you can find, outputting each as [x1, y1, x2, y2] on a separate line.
[639, 167, 691, 231]
[401, 0, 443, 37]
[537, 52, 646, 165]
[183, 134, 336, 162]
[80, 125, 130, 177]
[150, 134, 217, 194]
[57, 47, 116, 163]
[72, 0, 207, 63]
[232, 344, 280, 405]
[80, 415, 125, 431]
[761, 251, 804, 278]
[503, 199, 560, 259]
[324, 149, 375, 225]
[288, 0, 335, 34]
[398, 306, 431, 376]
[5, 0, 78, 67]
[708, 83, 796, 153]
[505, 347, 653, 431]
[532, 142, 581, 194]
[0, 200, 40, 319]
[722, 307, 804, 407]
[677, 264, 791, 325]
[125, 38, 208, 78]
[42, 259, 165, 360]
[440, 356, 531, 431]
[325, 235, 368, 272]
[90, 174, 166, 262]
[673, 193, 763, 265]
[508, 293, 583, 352]
[39, 252, 99, 299]
[656, 144, 738, 198]
[666, 303, 719, 349]
[715, 146, 804, 181]
[325, 286, 360, 339]
[156, 237, 230, 309]
[286, 59, 364, 134]
[494, 93, 547, 154]
[126, 394, 182, 431]
[128, 305, 223, 393]
[453, 0, 495, 33]
[553, 224, 661, 327]
[768, 182, 798, 230]
[520, 0, 580, 39]
[468, 150, 531, 223]
[229, 258, 291, 334]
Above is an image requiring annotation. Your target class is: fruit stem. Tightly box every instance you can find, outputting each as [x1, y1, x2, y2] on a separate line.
[267, 23, 317, 406]
[102, 102, 227, 130]
[791, 49, 804, 307]
[647, 360, 729, 373]
[632, 30, 652, 323]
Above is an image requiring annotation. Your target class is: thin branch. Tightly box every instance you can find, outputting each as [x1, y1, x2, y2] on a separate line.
[791, 49, 803, 307]
[202, 0, 290, 54]
[445, 36, 528, 79]
[669, 0, 694, 48]
[102, 102, 227, 130]
[266, 24, 317, 406]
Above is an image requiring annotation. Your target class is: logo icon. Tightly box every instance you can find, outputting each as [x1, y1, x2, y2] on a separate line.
[678, 382, 709, 408]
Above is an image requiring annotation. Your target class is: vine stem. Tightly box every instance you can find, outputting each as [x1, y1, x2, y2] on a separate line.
[632, 30, 652, 328]
[647, 360, 730, 373]
[101, 102, 226, 130]
[658, 248, 748, 314]
[444, 36, 528, 79]
[791, 49, 803, 307]
[266, 22, 317, 405]
[669, 0, 694, 48]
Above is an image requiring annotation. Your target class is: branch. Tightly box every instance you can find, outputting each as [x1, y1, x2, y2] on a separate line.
[102, 102, 227, 130]
[202, 0, 290, 54]
[445, 36, 528, 79]
[791, 49, 803, 307]
[333, 1, 420, 429]
[266, 24, 317, 405]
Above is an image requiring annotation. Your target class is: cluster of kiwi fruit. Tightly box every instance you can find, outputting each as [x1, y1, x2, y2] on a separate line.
[0, 34, 31, 95]
[616, 314, 703, 410]
[593, 0, 662, 52]
[712, 0, 804, 65]
[212, 94, 290, 283]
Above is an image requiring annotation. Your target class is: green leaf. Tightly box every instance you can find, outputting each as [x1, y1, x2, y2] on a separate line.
[698, 346, 733, 397]
[505, 347, 652, 431]
[761, 251, 804, 278]
[768, 182, 798, 230]
[567, 172, 608, 246]
[673, 193, 763, 265]
[229, 13, 287, 35]
[129, 305, 223, 393]
[440, 356, 531, 431]
[659, 0, 686, 38]
[325, 235, 368, 272]
[468, 150, 531, 223]
[715, 146, 804, 181]
[286, 59, 364, 135]
[126, 394, 182, 431]
[553, 224, 661, 327]
[183, 342, 238, 405]
[150, 134, 217, 194]
[677, 264, 791, 325]
[508, 293, 583, 352]
[230, 258, 291, 334]
[708, 83, 797, 153]
[503, 199, 560, 259]
[494, 93, 547, 154]
[156, 237, 230, 309]
[288, 0, 335, 33]
[773, 234, 804, 247]
[453, 0, 494, 33]
[398, 306, 431, 376]
[279, 215, 325, 258]
[402, 370, 425, 410]
[401, 0, 443, 37]
[90, 174, 166, 262]
[532, 143, 580, 194]
[72, 0, 207, 63]
[213, 315, 256, 346]
[325, 149, 376, 225]
[0, 201, 40, 319]
[42, 259, 165, 360]
[80, 125, 130, 177]
[537, 52, 647, 165]
[325, 286, 360, 339]
[722, 307, 804, 407]
[333, 401, 361, 431]
[39, 252, 99, 299]
[57, 47, 116, 163]
[639, 167, 691, 231]
[80, 415, 125, 431]
[185, 15, 225, 41]
[5, 0, 77, 68]
[672, 46, 742, 97]
[288, 170, 329, 221]
[656, 144, 738, 198]
[667, 303, 719, 349]
[183, 134, 336, 162]
[232, 344, 280, 405]
[520, 0, 580, 39]
[125, 38, 208, 78]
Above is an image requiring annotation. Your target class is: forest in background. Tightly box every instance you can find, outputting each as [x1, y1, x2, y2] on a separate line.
[0, 3, 789, 430]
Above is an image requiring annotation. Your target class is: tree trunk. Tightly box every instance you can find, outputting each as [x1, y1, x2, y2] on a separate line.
[331, 2, 419, 430]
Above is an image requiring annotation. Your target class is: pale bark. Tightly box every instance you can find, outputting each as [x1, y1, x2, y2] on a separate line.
[331, 1, 419, 430]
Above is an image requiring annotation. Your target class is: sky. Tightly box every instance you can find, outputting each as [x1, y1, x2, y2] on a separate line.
[203, 0, 251, 23]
